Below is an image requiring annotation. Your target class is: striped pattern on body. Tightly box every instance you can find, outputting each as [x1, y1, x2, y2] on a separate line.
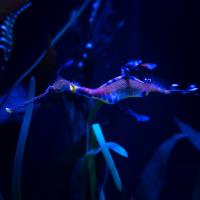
[75, 75, 163, 104]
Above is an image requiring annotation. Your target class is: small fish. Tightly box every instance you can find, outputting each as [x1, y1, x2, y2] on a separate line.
[5, 73, 198, 113]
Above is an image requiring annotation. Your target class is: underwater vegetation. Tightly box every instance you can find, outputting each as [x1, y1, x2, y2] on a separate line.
[0, 0, 200, 200]
[0, 1, 32, 59]
[11, 77, 35, 200]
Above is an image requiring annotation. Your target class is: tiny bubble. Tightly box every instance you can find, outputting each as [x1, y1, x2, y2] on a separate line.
[77, 61, 84, 68]
[171, 83, 179, 87]
[82, 53, 88, 59]
[85, 43, 93, 49]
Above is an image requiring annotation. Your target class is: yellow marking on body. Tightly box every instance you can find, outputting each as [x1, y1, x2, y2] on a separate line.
[69, 84, 77, 94]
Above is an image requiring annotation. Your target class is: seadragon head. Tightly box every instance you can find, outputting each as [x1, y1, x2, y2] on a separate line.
[48, 77, 78, 94]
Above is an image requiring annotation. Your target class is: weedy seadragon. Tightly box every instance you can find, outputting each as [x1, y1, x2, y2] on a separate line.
[5, 60, 198, 113]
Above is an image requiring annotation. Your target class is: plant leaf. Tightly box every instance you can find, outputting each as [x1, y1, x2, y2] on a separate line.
[86, 101, 103, 151]
[137, 119, 200, 200]
[99, 189, 106, 200]
[91, 123, 123, 192]
[12, 77, 35, 200]
[106, 142, 128, 157]
[86, 142, 128, 158]
[175, 118, 200, 152]
[136, 134, 186, 200]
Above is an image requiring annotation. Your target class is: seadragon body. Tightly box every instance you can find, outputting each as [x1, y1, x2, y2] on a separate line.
[5, 61, 198, 113]
[73, 75, 170, 104]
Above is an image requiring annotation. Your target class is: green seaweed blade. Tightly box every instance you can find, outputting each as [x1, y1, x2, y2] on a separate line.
[91, 123, 122, 192]
[12, 77, 35, 200]
[84, 101, 103, 200]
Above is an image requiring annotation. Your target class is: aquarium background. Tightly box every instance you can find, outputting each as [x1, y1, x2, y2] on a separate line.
[0, 0, 200, 200]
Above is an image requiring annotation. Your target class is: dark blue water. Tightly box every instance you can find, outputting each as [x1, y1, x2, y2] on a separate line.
[0, 0, 200, 199]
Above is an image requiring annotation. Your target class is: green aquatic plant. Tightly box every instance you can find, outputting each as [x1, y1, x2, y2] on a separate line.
[99, 165, 108, 200]
[84, 101, 103, 200]
[12, 77, 35, 200]
[86, 141, 128, 157]
[136, 134, 185, 200]
[86, 101, 103, 151]
[83, 102, 128, 199]
[175, 118, 200, 151]
[81, 100, 109, 200]
[136, 119, 200, 200]
[91, 123, 128, 192]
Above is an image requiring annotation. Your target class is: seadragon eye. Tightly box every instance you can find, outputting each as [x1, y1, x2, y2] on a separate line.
[144, 77, 152, 83]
